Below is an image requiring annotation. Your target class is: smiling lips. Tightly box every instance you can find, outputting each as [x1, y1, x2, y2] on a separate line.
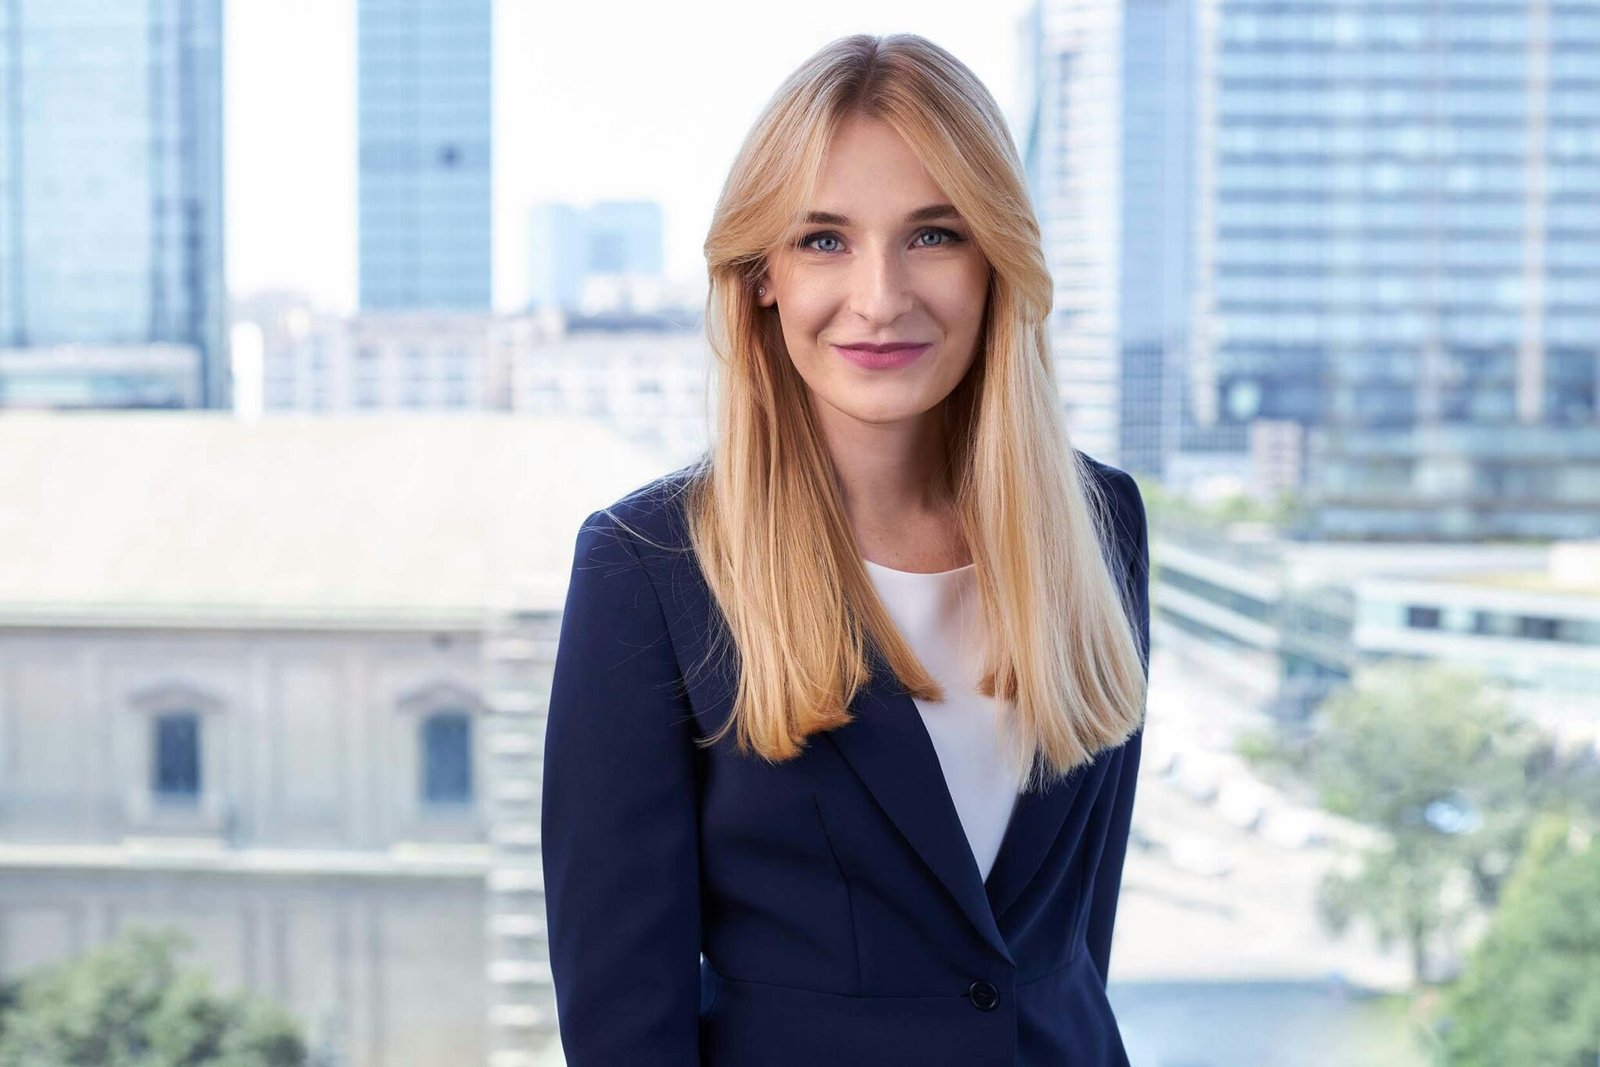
[832, 341, 934, 370]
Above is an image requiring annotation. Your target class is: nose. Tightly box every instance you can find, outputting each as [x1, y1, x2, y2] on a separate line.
[848, 242, 916, 326]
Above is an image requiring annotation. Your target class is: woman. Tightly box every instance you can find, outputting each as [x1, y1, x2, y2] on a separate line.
[540, 32, 1149, 1067]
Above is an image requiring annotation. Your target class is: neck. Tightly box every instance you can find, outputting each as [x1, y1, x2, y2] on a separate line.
[809, 395, 966, 569]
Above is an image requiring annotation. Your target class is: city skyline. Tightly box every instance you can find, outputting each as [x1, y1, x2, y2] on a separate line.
[226, 0, 1036, 314]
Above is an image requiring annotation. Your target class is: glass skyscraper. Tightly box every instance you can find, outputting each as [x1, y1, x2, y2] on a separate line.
[1195, 0, 1600, 538]
[357, 0, 492, 311]
[1020, 0, 1197, 477]
[526, 200, 665, 313]
[0, 0, 226, 409]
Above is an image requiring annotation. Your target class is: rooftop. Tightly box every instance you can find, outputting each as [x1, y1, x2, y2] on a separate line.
[0, 410, 668, 629]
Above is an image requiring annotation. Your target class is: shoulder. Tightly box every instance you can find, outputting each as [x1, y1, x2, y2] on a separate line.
[575, 460, 705, 562]
[1075, 448, 1138, 496]
[1075, 450, 1146, 538]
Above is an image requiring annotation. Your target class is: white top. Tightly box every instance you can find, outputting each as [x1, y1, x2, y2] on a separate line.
[863, 558, 1024, 882]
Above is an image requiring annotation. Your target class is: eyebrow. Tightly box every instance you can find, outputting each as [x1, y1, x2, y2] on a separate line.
[800, 203, 963, 226]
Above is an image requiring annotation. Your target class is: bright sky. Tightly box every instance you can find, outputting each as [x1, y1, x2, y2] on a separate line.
[225, 0, 1036, 314]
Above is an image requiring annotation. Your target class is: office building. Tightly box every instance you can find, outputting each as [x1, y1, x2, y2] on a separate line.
[1019, 0, 1198, 476]
[1153, 514, 1600, 751]
[0, 0, 227, 408]
[358, 0, 493, 311]
[497, 308, 710, 466]
[526, 200, 667, 314]
[1193, 0, 1600, 538]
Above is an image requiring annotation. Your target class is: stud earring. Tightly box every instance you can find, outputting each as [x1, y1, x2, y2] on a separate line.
[757, 286, 766, 296]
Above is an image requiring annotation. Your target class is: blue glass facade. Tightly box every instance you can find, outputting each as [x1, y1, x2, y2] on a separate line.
[358, 0, 492, 311]
[1021, 0, 1196, 476]
[0, 0, 226, 408]
[1203, 1, 1600, 538]
[526, 199, 665, 312]
[1119, 0, 1197, 477]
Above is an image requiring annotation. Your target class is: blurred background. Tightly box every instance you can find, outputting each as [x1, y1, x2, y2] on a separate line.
[1, 0, 1597, 1064]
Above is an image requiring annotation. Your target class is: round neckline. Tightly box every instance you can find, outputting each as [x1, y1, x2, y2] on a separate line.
[863, 557, 976, 578]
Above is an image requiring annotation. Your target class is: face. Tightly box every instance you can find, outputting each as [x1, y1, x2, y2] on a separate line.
[757, 114, 991, 432]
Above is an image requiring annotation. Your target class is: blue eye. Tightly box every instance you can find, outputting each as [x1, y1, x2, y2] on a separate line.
[796, 227, 966, 253]
[801, 233, 844, 253]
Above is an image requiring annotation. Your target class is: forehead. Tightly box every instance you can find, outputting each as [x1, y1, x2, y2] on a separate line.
[807, 115, 949, 220]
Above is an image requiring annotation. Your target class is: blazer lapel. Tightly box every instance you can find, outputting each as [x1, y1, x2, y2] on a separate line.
[825, 650, 1111, 956]
[982, 755, 1099, 923]
[821, 648, 1016, 964]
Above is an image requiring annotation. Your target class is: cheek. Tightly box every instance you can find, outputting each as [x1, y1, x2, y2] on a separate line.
[777, 295, 838, 358]
[924, 263, 989, 324]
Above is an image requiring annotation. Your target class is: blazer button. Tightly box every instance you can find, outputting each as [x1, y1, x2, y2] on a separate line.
[967, 980, 1000, 1011]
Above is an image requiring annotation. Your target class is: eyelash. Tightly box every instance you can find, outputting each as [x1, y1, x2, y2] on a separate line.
[795, 227, 966, 253]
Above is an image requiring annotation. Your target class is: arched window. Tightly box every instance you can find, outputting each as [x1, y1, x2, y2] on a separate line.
[421, 711, 473, 805]
[153, 712, 201, 800]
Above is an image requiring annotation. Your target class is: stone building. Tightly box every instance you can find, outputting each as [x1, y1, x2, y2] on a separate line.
[0, 410, 663, 1066]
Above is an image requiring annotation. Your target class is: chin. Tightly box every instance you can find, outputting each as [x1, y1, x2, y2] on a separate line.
[827, 392, 939, 426]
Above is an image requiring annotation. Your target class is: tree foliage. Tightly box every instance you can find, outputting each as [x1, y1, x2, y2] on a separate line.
[0, 926, 306, 1067]
[1433, 815, 1600, 1067]
[1286, 661, 1545, 983]
[1137, 477, 1301, 530]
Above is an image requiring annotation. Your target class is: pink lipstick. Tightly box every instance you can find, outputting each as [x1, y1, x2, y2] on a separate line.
[831, 342, 933, 370]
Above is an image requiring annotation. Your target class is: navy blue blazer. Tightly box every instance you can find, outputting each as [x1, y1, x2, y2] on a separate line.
[540, 452, 1148, 1066]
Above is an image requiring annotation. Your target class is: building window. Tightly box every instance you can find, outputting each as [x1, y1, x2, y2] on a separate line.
[1406, 605, 1442, 630]
[422, 711, 473, 805]
[153, 713, 201, 800]
[1518, 616, 1561, 641]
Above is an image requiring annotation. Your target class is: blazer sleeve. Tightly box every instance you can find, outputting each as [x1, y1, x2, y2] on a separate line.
[541, 509, 702, 1065]
[1084, 469, 1149, 989]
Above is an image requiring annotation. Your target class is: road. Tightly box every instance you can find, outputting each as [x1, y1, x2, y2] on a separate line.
[1110, 649, 1414, 991]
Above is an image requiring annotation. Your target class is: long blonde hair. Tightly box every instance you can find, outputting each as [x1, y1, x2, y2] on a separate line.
[652, 33, 1145, 792]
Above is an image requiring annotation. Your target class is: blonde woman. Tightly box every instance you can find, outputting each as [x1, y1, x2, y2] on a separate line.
[541, 32, 1149, 1066]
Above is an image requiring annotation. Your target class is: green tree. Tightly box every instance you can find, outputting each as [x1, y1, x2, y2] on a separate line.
[1137, 477, 1303, 532]
[0, 926, 306, 1067]
[1433, 815, 1600, 1067]
[1296, 661, 1544, 984]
